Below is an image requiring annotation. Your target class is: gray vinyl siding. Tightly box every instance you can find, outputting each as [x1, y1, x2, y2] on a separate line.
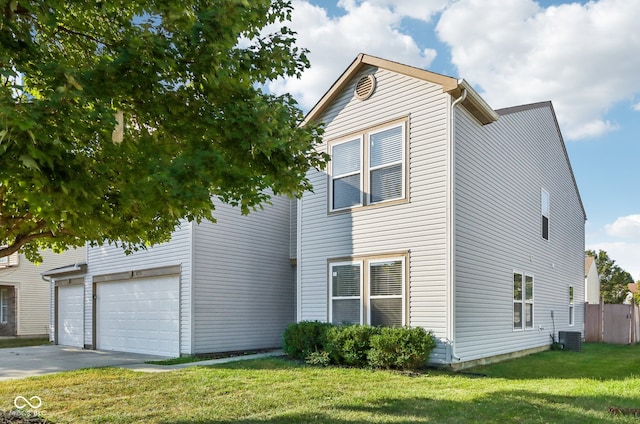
[299, 66, 451, 363]
[454, 104, 585, 363]
[85, 223, 193, 353]
[191, 197, 295, 353]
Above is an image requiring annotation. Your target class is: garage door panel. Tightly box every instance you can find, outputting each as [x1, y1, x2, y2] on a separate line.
[57, 285, 84, 348]
[97, 276, 179, 357]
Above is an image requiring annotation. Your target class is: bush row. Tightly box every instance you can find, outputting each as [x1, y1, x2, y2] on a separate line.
[282, 321, 436, 370]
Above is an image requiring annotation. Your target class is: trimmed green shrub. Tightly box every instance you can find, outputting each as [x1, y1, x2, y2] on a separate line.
[282, 321, 333, 360]
[305, 350, 331, 367]
[326, 325, 381, 367]
[368, 327, 436, 370]
[283, 322, 437, 370]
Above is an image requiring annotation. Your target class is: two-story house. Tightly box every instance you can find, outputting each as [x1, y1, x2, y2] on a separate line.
[46, 54, 585, 366]
[296, 54, 586, 368]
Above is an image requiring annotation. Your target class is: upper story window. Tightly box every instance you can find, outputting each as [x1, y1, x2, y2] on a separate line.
[329, 120, 407, 212]
[541, 189, 550, 240]
[0, 248, 19, 268]
[331, 138, 363, 210]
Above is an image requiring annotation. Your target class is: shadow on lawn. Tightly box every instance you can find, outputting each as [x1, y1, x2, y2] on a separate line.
[163, 390, 634, 424]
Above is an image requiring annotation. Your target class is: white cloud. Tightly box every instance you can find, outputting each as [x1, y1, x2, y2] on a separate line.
[587, 241, 640, 281]
[358, 0, 450, 21]
[273, 0, 640, 139]
[267, 0, 439, 110]
[436, 0, 640, 140]
[605, 215, 640, 239]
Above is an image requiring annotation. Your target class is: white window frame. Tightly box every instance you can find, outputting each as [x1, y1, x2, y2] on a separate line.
[525, 275, 534, 330]
[513, 272, 534, 331]
[367, 123, 406, 205]
[329, 120, 407, 212]
[329, 137, 363, 211]
[0, 247, 19, 268]
[569, 286, 575, 326]
[513, 272, 523, 331]
[367, 257, 406, 327]
[329, 260, 363, 325]
[329, 254, 407, 327]
[0, 288, 8, 324]
[541, 189, 550, 240]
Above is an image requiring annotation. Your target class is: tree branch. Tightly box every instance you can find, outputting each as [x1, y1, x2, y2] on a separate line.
[55, 24, 112, 48]
[0, 223, 75, 258]
[2, 212, 34, 232]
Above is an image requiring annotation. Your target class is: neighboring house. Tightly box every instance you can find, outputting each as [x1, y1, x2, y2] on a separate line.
[296, 54, 586, 368]
[0, 248, 84, 337]
[45, 198, 295, 357]
[585, 255, 600, 304]
[624, 283, 638, 305]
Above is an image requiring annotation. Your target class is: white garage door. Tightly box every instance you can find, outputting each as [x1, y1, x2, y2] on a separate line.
[57, 285, 84, 348]
[96, 276, 179, 357]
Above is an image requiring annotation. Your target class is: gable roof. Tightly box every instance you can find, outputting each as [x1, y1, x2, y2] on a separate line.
[496, 101, 587, 221]
[302, 53, 499, 126]
[585, 255, 596, 276]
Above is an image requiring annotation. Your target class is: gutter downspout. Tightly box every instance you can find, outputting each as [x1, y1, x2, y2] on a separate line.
[448, 87, 467, 363]
[296, 197, 303, 322]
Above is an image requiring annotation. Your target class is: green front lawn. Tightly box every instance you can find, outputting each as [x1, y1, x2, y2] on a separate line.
[1, 343, 639, 423]
[0, 337, 50, 349]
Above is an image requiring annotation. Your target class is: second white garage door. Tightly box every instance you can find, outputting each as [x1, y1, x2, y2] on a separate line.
[96, 276, 179, 357]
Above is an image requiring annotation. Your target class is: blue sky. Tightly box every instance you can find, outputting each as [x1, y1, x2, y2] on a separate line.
[268, 0, 640, 279]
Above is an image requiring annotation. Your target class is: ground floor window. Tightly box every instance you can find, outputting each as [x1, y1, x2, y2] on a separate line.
[0, 288, 8, 323]
[569, 286, 574, 326]
[330, 254, 406, 327]
[513, 272, 534, 330]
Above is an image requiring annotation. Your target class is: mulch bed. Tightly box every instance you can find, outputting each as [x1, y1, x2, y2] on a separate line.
[0, 410, 49, 423]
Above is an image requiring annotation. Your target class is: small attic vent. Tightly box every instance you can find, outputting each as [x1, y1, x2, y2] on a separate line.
[354, 74, 376, 100]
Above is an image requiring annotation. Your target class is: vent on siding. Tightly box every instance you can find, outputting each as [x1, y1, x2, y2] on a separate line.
[354, 74, 376, 100]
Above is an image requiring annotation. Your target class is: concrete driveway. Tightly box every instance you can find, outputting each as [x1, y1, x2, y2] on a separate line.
[0, 345, 169, 381]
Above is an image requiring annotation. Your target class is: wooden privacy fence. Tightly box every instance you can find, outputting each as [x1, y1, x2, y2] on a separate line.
[585, 303, 640, 344]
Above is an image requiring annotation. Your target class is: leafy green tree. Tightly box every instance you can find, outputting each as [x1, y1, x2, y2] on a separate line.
[1, 0, 327, 262]
[586, 250, 634, 304]
[632, 287, 640, 306]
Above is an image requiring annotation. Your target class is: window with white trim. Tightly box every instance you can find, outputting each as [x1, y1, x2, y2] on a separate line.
[330, 121, 406, 211]
[514, 272, 534, 330]
[330, 256, 406, 326]
[541, 189, 550, 240]
[331, 138, 362, 210]
[569, 286, 574, 326]
[0, 248, 19, 268]
[330, 261, 362, 325]
[0, 288, 8, 324]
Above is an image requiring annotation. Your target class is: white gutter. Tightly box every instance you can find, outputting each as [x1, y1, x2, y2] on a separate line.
[41, 262, 87, 279]
[447, 88, 467, 363]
